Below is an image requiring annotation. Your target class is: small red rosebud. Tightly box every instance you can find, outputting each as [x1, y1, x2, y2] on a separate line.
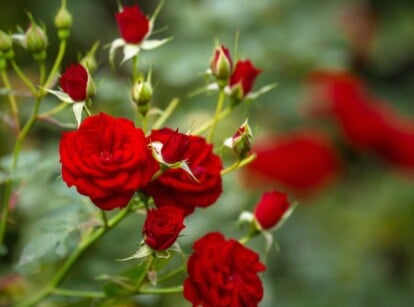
[254, 190, 290, 230]
[115, 5, 150, 44]
[210, 45, 233, 80]
[229, 60, 261, 100]
[60, 64, 91, 101]
[225, 120, 253, 159]
[143, 206, 185, 251]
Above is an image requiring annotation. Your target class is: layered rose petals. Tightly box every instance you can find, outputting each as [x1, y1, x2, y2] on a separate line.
[59, 113, 159, 210]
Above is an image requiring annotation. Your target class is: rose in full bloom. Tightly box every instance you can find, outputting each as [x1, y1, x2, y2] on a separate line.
[210, 45, 233, 80]
[60, 64, 88, 101]
[59, 113, 159, 210]
[246, 131, 340, 196]
[115, 5, 149, 44]
[144, 128, 223, 216]
[254, 190, 290, 230]
[229, 60, 261, 100]
[184, 232, 266, 307]
[143, 206, 185, 251]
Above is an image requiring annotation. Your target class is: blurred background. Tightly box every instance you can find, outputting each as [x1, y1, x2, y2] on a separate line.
[1, 0, 414, 306]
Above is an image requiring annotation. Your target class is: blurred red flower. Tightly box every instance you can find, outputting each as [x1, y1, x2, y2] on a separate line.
[245, 131, 340, 196]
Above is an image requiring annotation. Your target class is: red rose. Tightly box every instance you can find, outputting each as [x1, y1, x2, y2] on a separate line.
[143, 206, 185, 251]
[143, 128, 223, 216]
[210, 45, 233, 80]
[60, 64, 88, 101]
[115, 5, 150, 44]
[254, 190, 290, 230]
[59, 113, 159, 210]
[229, 60, 261, 99]
[246, 132, 340, 195]
[184, 232, 266, 307]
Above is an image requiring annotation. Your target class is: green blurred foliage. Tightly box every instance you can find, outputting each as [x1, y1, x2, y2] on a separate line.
[1, 0, 414, 306]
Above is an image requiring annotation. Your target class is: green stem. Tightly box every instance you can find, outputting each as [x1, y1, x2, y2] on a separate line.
[0, 69, 20, 131]
[139, 285, 183, 294]
[43, 39, 67, 92]
[220, 154, 256, 176]
[20, 203, 136, 307]
[37, 102, 67, 118]
[51, 288, 105, 299]
[193, 105, 232, 136]
[142, 113, 148, 134]
[157, 265, 186, 284]
[10, 60, 37, 96]
[39, 61, 46, 86]
[152, 98, 179, 130]
[207, 90, 225, 143]
[132, 55, 139, 81]
[100, 210, 108, 229]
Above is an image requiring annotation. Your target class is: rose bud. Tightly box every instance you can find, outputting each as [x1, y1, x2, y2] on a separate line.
[143, 206, 185, 251]
[80, 42, 99, 74]
[131, 78, 153, 116]
[210, 45, 233, 81]
[225, 120, 253, 159]
[0, 31, 12, 53]
[229, 59, 261, 101]
[254, 190, 290, 230]
[115, 5, 150, 45]
[60, 64, 94, 102]
[54, 4, 72, 40]
[25, 23, 48, 61]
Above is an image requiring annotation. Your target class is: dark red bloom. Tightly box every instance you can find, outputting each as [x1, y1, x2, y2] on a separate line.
[144, 128, 223, 216]
[143, 206, 185, 251]
[229, 60, 261, 99]
[184, 232, 266, 307]
[210, 45, 233, 80]
[115, 5, 150, 44]
[246, 132, 340, 195]
[254, 190, 290, 230]
[60, 64, 88, 101]
[59, 113, 159, 210]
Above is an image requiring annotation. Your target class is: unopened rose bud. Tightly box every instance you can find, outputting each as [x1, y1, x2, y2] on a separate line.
[54, 5, 72, 40]
[80, 42, 99, 74]
[210, 45, 232, 82]
[60, 64, 94, 102]
[232, 121, 253, 159]
[253, 190, 290, 230]
[229, 60, 261, 101]
[25, 23, 48, 60]
[131, 78, 152, 115]
[0, 31, 12, 52]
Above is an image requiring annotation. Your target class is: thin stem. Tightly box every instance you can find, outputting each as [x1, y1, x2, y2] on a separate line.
[39, 61, 46, 86]
[207, 90, 225, 143]
[0, 181, 12, 251]
[37, 102, 67, 118]
[51, 288, 105, 299]
[220, 154, 256, 176]
[193, 105, 232, 136]
[0, 70, 20, 132]
[20, 202, 137, 307]
[100, 210, 108, 229]
[10, 61, 37, 96]
[152, 98, 179, 130]
[142, 113, 148, 134]
[43, 39, 67, 92]
[132, 55, 139, 81]
[157, 265, 186, 284]
[138, 285, 183, 294]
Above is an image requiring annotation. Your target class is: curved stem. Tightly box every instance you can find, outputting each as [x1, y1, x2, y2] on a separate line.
[0, 70, 20, 132]
[37, 102, 67, 118]
[193, 105, 232, 136]
[19, 202, 137, 307]
[152, 98, 179, 130]
[207, 90, 225, 143]
[138, 285, 183, 294]
[157, 265, 186, 284]
[10, 61, 37, 96]
[220, 154, 256, 176]
[51, 288, 105, 299]
[43, 39, 67, 91]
